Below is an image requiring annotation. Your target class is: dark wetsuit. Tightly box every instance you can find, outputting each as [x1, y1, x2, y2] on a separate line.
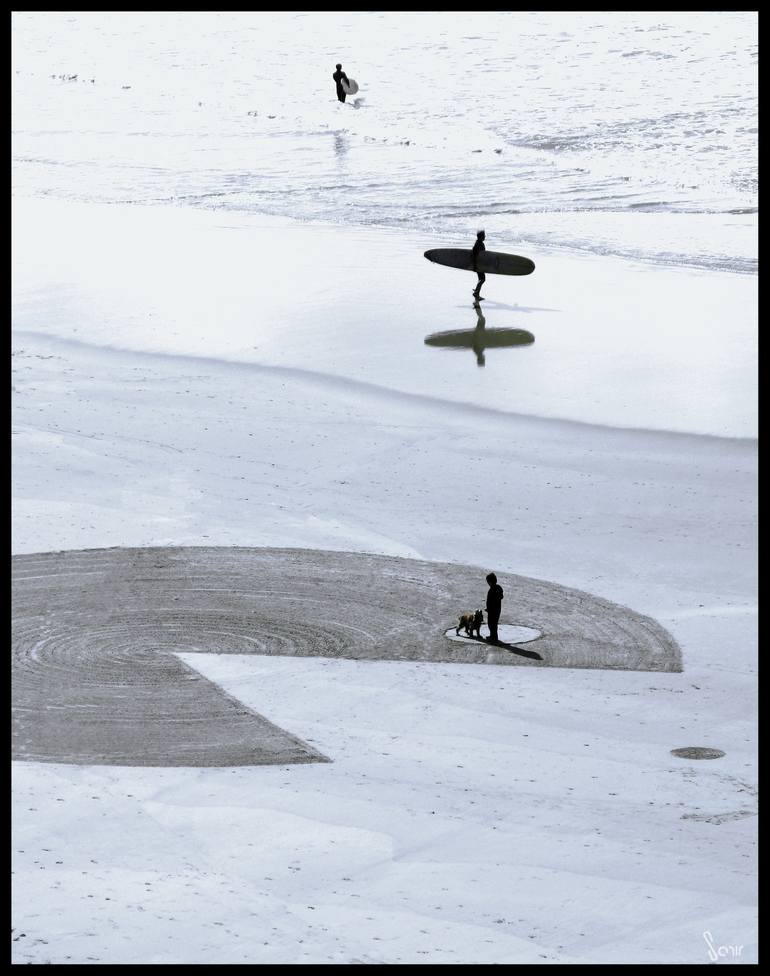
[471, 237, 486, 294]
[333, 68, 349, 103]
[486, 582, 504, 642]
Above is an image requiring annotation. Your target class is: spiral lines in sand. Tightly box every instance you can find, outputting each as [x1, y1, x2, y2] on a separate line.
[12, 547, 681, 767]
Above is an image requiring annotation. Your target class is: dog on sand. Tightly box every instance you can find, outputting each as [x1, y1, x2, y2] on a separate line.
[456, 609, 484, 638]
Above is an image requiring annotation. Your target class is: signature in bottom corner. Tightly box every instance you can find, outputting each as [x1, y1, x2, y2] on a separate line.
[703, 931, 744, 961]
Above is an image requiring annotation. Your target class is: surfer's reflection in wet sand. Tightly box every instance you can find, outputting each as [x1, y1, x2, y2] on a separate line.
[333, 132, 348, 160]
[423, 303, 535, 367]
[471, 300, 486, 365]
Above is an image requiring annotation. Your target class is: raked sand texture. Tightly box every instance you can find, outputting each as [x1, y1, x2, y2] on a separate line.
[12, 7, 757, 960]
[13, 546, 680, 767]
[12, 207, 756, 963]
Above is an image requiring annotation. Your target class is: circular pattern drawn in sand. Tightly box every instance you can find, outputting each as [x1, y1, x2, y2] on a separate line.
[671, 747, 726, 760]
[444, 624, 542, 645]
[12, 547, 681, 767]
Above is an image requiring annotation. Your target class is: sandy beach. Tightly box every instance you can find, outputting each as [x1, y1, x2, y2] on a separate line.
[12, 195, 757, 963]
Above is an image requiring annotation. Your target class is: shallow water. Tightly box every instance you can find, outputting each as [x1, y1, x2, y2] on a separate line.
[11, 13, 758, 437]
[12, 11, 757, 273]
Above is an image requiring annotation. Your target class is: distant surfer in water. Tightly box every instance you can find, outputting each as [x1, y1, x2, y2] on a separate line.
[333, 63, 349, 103]
[472, 229, 486, 300]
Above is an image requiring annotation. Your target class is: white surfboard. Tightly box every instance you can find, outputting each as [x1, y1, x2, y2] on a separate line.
[341, 78, 359, 95]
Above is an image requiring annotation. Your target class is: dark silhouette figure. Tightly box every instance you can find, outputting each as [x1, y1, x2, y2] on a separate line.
[471, 300, 486, 366]
[485, 572, 504, 643]
[423, 304, 534, 366]
[333, 63, 349, 103]
[472, 229, 486, 300]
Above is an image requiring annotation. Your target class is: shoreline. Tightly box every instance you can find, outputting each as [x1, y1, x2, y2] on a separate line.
[12, 195, 758, 439]
[13, 190, 758, 277]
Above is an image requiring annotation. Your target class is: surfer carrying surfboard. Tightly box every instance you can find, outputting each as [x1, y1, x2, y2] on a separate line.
[333, 63, 350, 103]
[472, 230, 486, 300]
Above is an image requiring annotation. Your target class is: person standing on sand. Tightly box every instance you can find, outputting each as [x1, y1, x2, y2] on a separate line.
[485, 571, 504, 643]
[472, 229, 486, 300]
[333, 63, 349, 103]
